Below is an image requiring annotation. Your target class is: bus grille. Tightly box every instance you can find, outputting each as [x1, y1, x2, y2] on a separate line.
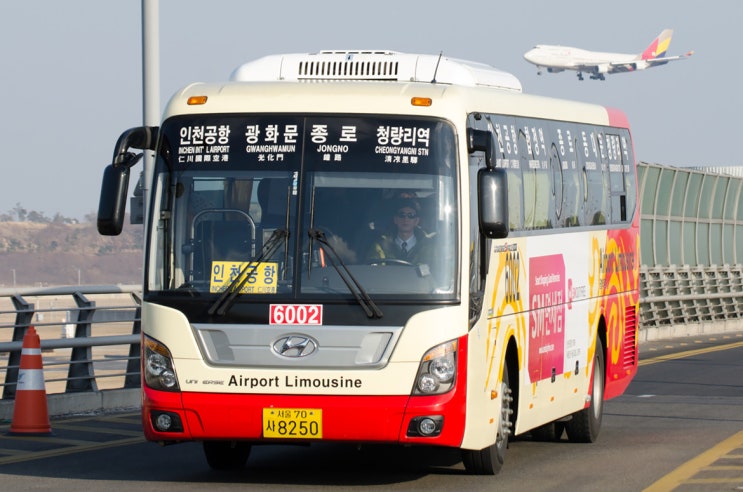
[297, 60, 400, 80]
[623, 305, 638, 368]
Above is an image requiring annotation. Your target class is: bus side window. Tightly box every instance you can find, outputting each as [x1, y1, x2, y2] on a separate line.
[623, 131, 637, 222]
[506, 166, 524, 231]
[562, 166, 582, 227]
[579, 126, 609, 226]
[561, 129, 582, 227]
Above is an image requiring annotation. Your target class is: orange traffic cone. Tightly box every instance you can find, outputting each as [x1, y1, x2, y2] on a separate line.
[8, 326, 52, 435]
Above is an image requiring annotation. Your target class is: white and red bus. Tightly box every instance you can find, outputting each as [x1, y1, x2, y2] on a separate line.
[98, 51, 639, 474]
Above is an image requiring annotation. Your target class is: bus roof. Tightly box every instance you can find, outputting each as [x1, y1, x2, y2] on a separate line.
[165, 80, 618, 129]
[229, 50, 523, 93]
[163, 51, 627, 129]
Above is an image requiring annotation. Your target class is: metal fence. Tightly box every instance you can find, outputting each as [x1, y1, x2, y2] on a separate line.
[0, 285, 141, 402]
[640, 264, 743, 328]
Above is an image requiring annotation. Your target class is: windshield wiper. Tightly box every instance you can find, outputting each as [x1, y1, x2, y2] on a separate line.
[308, 228, 383, 319]
[208, 228, 289, 317]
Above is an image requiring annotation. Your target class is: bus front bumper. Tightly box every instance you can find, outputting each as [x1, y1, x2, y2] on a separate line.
[142, 387, 465, 447]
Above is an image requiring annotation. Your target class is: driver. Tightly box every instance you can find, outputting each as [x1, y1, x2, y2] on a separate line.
[366, 198, 435, 265]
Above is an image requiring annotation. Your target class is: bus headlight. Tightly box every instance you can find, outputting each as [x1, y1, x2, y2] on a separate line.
[144, 336, 180, 391]
[413, 340, 457, 395]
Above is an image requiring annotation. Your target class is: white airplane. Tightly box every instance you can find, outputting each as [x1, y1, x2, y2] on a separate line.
[523, 29, 693, 80]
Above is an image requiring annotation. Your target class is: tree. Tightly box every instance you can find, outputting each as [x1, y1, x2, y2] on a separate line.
[27, 211, 50, 223]
[13, 203, 27, 222]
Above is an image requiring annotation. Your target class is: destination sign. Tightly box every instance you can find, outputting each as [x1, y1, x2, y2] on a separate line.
[165, 115, 452, 173]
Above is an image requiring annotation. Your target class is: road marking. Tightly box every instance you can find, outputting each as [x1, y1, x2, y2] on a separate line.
[51, 423, 143, 437]
[639, 340, 743, 367]
[98, 414, 141, 425]
[0, 435, 93, 446]
[0, 448, 27, 457]
[0, 411, 144, 466]
[0, 436, 144, 465]
[641, 339, 743, 491]
[685, 478, 743, 484]
[643, 429, 743, 491]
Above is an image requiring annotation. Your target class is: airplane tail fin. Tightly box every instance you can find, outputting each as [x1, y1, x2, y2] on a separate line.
[638, 29, 674, 60]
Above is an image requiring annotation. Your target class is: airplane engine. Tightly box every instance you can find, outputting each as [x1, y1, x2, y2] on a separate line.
[547, 67, 565, 73]
[595, 64, 610, 74]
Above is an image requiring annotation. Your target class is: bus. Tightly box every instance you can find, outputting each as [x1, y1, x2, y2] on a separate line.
[97, 50, 639, 475]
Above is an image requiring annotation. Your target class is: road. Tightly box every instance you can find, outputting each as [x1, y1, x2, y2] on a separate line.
[1, 333, 742, 491]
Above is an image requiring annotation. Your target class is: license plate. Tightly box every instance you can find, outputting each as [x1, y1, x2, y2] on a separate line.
[262, 408, 322, 439]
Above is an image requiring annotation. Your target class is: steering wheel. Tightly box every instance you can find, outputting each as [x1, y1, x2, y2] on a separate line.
[366, 258, 414, 266]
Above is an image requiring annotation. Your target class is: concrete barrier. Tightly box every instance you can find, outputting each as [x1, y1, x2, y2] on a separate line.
[0, 388, 140, 421]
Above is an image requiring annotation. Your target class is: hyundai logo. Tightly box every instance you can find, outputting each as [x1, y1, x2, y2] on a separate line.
[272, 335, 318, 358]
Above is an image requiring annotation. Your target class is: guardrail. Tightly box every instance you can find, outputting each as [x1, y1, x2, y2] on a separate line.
[639, 264, 743, 339]
[0, 285, 141, 413]
[1, 268, 742, 416]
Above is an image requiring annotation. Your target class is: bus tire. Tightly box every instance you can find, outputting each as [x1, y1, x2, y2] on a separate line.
[203, 440, 252, 470]
[462, 363, 512, 475]
[565, 338, 604, 443]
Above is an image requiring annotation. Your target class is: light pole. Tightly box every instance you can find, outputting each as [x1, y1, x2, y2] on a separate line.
[142, 0, 160, 226]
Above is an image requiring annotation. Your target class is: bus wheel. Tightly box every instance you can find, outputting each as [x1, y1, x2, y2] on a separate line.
[462, 364, 513, 475]
[203, 440, 252, 470]
[565, 338, 604, 443]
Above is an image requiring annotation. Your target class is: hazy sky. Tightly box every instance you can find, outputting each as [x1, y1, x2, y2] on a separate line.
[0, 0, 735, 219]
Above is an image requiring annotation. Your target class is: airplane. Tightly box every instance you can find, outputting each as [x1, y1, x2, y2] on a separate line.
[523, 29, 693, 80]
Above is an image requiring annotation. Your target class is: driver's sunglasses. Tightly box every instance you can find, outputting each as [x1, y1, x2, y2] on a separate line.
[396, 212, 418, 219]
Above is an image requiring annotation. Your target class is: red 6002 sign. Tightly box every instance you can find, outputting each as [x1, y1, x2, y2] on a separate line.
[270, 304, 323, 325]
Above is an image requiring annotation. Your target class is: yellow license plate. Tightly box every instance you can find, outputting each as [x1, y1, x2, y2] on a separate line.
[262, 408, 322, 439]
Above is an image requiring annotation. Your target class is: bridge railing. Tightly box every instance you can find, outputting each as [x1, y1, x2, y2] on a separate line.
[1, 268, 743, 409]
[0, 285, 141, 403]
[639, 264, 743, 338]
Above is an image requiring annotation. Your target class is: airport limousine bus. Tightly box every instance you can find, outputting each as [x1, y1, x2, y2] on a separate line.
[97, 50, 639, 474]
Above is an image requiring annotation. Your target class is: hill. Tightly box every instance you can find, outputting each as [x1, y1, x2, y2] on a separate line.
[0, 220, 143, 288]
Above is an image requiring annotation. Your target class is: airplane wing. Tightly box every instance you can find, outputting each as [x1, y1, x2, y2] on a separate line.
[643, 50, 695, 66]
[609, 50, 694, 72]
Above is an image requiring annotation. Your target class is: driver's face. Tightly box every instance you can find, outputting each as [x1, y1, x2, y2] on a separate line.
[394, 207, 419, 234]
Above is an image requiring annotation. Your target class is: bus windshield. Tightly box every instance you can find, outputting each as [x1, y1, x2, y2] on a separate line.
[147, 114, 459, 301]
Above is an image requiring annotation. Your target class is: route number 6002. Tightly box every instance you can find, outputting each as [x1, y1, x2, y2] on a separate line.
[270, 304, 323, 325]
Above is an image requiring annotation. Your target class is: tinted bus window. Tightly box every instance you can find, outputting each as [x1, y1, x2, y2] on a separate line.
[479, 114, 635, 232]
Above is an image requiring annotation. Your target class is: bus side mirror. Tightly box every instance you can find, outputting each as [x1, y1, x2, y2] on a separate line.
[478, 167, 509, 239]
[97, 164, 130, 236]
[97, 126, 158, 234]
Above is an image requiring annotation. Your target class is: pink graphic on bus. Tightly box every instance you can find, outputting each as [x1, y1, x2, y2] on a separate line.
[528, 254, 566, 381]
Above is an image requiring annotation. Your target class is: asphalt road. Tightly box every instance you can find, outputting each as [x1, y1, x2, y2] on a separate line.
[1, 332, 742, 491]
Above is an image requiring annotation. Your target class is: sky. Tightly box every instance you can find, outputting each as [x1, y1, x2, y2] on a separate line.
[0, 0, 737, 220]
